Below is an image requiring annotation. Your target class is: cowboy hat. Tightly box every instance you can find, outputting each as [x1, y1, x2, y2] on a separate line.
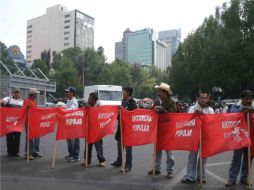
[155, 82, 173, 95]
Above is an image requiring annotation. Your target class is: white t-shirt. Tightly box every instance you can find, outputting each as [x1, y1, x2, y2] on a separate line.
[65, 97, 78, 110]
[2, 96, 23, 107]
[188, 103, 214, 114]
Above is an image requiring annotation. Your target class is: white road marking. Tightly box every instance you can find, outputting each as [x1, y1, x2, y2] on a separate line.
[161, 167, 186, 190]
[206, 169, 228, 184]
[207, 162, 231, 167]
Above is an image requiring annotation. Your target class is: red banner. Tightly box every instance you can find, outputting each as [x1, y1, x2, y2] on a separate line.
[88, 106, 118, 143]
[250, 113, 254, 156]
[202, 113, 251, 158]
[56, 108, 87, 140]
[156, 113, 201, 151]
[122, 109, 158, 146]
[29, 107, 58, 140]
[0, 107, 27, 136]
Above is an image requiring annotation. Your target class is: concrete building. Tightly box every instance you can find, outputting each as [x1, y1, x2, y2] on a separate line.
[26, 4, 94, 66]
[158, 29, 181, 68]
[156, 40, 167, 70]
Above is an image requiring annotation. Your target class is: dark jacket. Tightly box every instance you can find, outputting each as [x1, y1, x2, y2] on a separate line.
[115, 98, 137, 141]
[154, 97, 176, 113]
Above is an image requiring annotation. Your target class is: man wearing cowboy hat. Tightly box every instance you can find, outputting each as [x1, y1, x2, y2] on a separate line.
[148, 82, 176, 178]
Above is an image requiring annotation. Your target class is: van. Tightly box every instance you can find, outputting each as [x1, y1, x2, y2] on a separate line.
[84, 85, 122, 106]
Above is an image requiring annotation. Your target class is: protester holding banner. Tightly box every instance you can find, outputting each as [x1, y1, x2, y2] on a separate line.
[23, 88, 41, 160]
[64, 87, 80, 162]
[181, 92, 214, 184]
[148, 82, 176, 179]
[0, 88, 23, 157]
[111, 87, 137, 172]
[83, 92, 106, 167]
[225, 90, 254, 187]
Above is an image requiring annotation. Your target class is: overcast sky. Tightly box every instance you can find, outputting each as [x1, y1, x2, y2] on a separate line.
[0, 0, 227, 62]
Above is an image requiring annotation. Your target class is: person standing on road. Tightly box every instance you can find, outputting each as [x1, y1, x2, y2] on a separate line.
[225, 90, 254, 187]
[147, 82, 176, 179]
[0, 88, 23, 157]
[111, 87, 137, 172]
[23, 88, 41, 160]
[181, 92, 214, 184]
[64, 87, 80, 162]
[83, 92, 106, 167]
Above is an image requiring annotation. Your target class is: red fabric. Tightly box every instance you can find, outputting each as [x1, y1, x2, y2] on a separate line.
[250, 113, 254, 156]
[156, 113, 201, 151]
[23, 98, 37, 108]
[121, 109, 158, 146]
[56, 108, 88, 140]
[202, 113, 251, 158]
[88, 106, 118, 143]
[28, 107, 58, 140]
[0, 107, 27, 136]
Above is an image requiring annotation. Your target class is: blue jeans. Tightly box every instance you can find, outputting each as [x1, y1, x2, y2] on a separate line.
[155, 150, 175, 174]
[67, 139, 80, 159]
[228, 147, 253, 182]
[116, 140, 132, 169]
[25, 126, 40, 154]
[84, 140, 106, 163]
[183, 151, 207, 181]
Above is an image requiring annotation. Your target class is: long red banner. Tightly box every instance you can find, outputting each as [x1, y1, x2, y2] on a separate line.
[56, 108, 88, 140]
[29, 107, 58, 140]
[157, 113, 201, 151]
[201, 113, 251, 158]
[250, 113, 254, 156]
[88, 106, 118, 143]
[122, 109, 158, 146]
[0, 107, 27, 136]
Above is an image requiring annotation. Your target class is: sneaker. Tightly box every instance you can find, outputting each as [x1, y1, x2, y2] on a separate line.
[120, 167, 131, 173]
[181, 178, 195, 184]
[24, 154, 34, 160]
[65, 154, 71, 159]
[240, 180, 248, 185]
[68, 157, 80, 162]
[196, 178, 207, 183]
[32, 152, 43, 158]
[167, 173, 174, 179]
[225, 180, 236, 187]
[99, 162, 106, 167]
[110, 161, 122, 167]
[147, 170, 161, 175]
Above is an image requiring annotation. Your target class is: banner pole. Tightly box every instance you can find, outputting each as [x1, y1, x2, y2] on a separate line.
[246, 111, 253, 189]
[85, 113, 89, 170]
[51, 141, 58, 169]
[26, 107, 30, 163]
[199, 124, 203, 187]
[152, 143, 157, 177]
[120, 110, 125, 174]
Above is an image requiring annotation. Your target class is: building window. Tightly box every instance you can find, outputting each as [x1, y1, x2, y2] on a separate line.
[65, 14, 70, 18]
[26, 55, 31, 59]
[27, 45, 32, 48]
[27, 30, 32, 34]
[64, 37, 69, 40]
[27, 35, 32, 39]
[64, 31, 70, 35]
[27, 50, 31, 54]
[27, 25, 32, 29]
[64, 25, 70, 29]
[64, 43, 69, 46]
[64, 20, 70, 23]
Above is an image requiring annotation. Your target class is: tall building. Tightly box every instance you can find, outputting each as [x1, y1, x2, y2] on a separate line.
[156, 40, 167, 70]
[158, 29, 181, 68]
[26, 4, 94, 65]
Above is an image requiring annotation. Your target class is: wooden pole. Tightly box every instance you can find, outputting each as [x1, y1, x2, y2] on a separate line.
[51, 141, 58, 169]
[246, 112, 253, 189]
[199, 126, 203, 187]
[26, 107, 30, 163]
[152, 143, 157, 177]
[85, 113, 89, 170]
[120, 110, 125, 174]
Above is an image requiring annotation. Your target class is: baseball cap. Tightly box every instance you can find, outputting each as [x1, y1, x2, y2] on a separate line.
[29, 88, 40, 94]
[64, 86, 76, 93]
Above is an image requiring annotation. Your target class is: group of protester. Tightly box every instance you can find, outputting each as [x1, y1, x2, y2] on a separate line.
[1, 82, 253, 187]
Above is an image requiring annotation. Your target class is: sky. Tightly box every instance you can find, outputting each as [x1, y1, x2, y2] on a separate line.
[0, 0, 227, 62]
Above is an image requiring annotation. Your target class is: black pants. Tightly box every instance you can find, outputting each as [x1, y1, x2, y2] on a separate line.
[6, 132, 21, 155]
[116, 140, 132, 169]
[84, 140, 106, 163]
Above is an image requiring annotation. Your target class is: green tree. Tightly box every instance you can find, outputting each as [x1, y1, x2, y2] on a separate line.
[31, 59, 49, 76]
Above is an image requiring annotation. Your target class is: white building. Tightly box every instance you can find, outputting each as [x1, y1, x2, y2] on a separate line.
[26, 5, 94, 66]
[156, 40, 167, 71]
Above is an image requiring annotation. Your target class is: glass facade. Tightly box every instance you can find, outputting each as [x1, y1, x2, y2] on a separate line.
[75, 10, 94, 49]
[127, 29, 156, 66]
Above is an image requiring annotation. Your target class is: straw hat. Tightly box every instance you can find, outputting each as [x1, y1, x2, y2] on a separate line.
[155, 82, 173, 95]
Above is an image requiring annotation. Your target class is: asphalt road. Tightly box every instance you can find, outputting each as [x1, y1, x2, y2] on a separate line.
[1, 131, 253, 190]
